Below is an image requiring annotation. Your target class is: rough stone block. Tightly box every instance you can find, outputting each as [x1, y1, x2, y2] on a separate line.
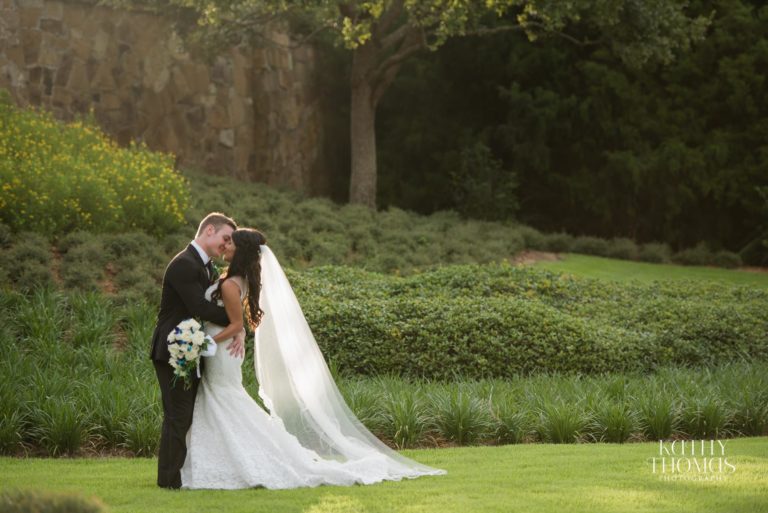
[43, 0, 63, 21]
[62, 5, 85, 27]
[92, 61, 116, 89]
[21, 29, 42, 64]
[17, 0, 43, 8]
[277, 50, 293, 70]
[252, 48, 268, 70]
[185, 105, 204, 126]
[70, 34, 91, 61]
[43, 68, 55, 96]
[19, 7, 42, 29]
[229, 94, 248, 126]
[0, 60, 17, 89]
[66, 59, 88, 91]
[219, 128, 234, 148]
[116, 20, 135, 45]
[283, 95, 299, 130]
[179, 61, 209, 95]
[233, 61, 249, 97]
[37, 33, 61, 67]
[39, 18, 62, 34]
[92, 29, 110, 60]
[171, 67, 192, 100]
[51, 84, 71, 107]
[54, 53, 72, 86]
[208, 105, 228, 129]
[4, 45, 25, 67]
[101, 91, 121, 110]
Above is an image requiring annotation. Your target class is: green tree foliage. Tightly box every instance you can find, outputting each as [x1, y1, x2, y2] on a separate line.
[377, 0, 767, 263]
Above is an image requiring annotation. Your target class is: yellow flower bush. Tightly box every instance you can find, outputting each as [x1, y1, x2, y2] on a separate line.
[0, 91, 189, 236]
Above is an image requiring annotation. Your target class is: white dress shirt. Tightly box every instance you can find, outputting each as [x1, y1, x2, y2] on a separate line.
[190, 240, 211, 266]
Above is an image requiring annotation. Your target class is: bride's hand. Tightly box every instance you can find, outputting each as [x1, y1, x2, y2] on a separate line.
[227, 329, 246, 359]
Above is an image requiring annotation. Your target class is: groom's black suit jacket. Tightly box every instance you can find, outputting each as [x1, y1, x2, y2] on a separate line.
[150, 245, 230, 362]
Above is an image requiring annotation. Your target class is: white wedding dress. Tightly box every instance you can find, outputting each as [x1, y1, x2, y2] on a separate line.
[181, 249, 445, 490]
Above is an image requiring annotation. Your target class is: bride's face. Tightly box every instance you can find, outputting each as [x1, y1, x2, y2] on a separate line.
[223, 238, 236, 262]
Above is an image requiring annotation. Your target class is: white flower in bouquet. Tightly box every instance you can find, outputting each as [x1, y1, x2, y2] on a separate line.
[177, 319, 197, 332]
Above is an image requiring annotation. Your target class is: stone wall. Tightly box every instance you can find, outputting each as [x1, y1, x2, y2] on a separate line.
[0, 0, 329, 192]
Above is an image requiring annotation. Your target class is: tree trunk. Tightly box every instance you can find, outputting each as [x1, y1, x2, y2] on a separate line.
[349, 44, 378, 208]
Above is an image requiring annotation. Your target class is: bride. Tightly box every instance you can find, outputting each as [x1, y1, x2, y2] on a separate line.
[180, 228, 445, 489]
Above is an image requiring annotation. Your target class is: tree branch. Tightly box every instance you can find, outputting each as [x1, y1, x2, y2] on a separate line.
[379, 21, 411, 51]
[285, 21, 339, 49]
[468, 21, 601, 47]
[375, 0, 404, 38]
[371, 26, 424, 83]
[370, 29, 425, 105]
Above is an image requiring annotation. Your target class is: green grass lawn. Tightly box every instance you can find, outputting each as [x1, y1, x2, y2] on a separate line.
[2, 438, 766, 513]
[535, 254, 768, 288]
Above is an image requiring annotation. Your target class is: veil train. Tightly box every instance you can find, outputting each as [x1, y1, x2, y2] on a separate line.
[255, 245, 445, 479]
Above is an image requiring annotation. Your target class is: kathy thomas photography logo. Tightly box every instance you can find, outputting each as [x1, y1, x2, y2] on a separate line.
[650, 440, 736, 481]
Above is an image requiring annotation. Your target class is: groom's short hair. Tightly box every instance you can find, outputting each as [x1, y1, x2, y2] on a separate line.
[196, 212, 237, 237]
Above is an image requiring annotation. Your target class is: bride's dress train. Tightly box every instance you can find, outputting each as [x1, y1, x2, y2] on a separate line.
[181, 251, 445, 490]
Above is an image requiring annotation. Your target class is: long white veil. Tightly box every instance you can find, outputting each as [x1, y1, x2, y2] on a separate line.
[255, 245, 445, 479]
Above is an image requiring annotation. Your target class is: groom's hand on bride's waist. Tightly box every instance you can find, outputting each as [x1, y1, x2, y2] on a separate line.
[227, 329, 246, 359]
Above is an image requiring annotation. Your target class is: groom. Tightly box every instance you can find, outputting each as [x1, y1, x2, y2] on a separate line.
[150, 212, 245, 489]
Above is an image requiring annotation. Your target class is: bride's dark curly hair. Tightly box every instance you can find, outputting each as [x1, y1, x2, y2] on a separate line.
[211, 228, 267, 329]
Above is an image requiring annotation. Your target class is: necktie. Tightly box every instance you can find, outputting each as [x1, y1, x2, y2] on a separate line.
[205, 261, 213, 281]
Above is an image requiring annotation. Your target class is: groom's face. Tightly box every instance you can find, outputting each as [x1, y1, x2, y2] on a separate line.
[207, 225, 234, 257]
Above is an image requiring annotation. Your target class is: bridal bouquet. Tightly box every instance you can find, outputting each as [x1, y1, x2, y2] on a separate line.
[167, 318, 217, 388]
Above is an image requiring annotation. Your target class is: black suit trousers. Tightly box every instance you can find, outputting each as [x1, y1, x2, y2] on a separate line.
[153, 359, 200, 489]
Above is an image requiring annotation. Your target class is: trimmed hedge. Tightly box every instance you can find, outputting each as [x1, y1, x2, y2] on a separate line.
[289, 263, 768, 378]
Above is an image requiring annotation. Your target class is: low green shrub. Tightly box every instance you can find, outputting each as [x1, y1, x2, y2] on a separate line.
[593, 402, 637, 443]
[638, 242, 672, 263]
[680, 397, 731, 439]
[120, 407, 161, 457]
[638, 394, 680, 440]
[0, 490, 106, 513]
[429, 387, 494, 445]
[731, 389, 768, 437]
[491, 399, 530, 444]
[3, 232, 52, 288]
[26, 398, 91, 456]
[712, 250, 742, 269]
[60, 234, 107, 292]
[606, 238, 639, 260]
[541, 232, 575, 253]
[535, 401, 590, 444]
[571, 236, 610, 256]
[672, 242, 715, 266]
[517, 225, 547, 250]
[0, 222, 11, 248]
[382, 391, 428, 449]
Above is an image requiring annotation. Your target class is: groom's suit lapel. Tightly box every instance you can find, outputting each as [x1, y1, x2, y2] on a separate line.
[186, 244, 205, 267]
